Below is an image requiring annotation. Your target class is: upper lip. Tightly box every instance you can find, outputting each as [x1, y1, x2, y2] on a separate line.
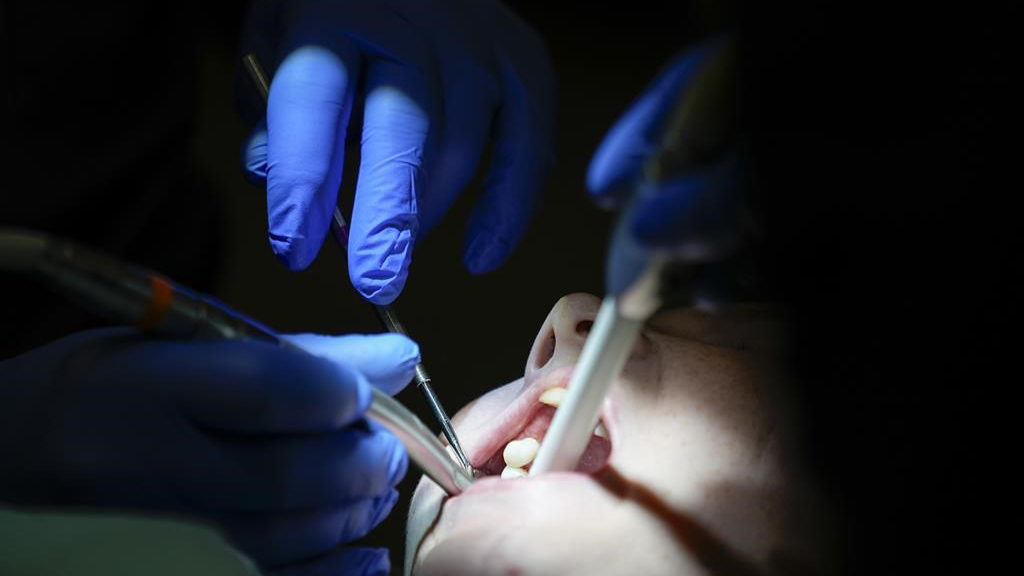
[458, 363, 618, 474]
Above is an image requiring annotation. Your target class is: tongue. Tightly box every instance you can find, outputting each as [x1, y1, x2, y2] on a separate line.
[575, 434, 612, 474]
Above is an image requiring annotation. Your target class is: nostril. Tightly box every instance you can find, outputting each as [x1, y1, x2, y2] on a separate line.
[575, 320, 593, 337]
[534, 330, 556, 369]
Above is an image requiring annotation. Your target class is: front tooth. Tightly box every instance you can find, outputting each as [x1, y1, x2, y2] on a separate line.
[539, 387, 566, 407]
[503, 437, 540, 468]
[594, 421, 608, 439]
[501, 466, 528, 479]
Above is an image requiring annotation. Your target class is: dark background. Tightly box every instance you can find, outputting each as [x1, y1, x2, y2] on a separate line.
[3, 0, 1011, 574]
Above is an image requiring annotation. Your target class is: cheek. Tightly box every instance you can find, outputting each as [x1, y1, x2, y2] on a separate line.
[611, 336, 793, 559]
[608, 338, 676, 472]
[612, 337, 754, 496]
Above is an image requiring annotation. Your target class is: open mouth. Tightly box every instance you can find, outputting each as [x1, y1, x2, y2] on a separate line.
[467, 365, 614, 479]
[408, 364, 620, 575]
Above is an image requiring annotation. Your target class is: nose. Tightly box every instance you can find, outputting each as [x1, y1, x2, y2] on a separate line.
[525, 293, 601, 381]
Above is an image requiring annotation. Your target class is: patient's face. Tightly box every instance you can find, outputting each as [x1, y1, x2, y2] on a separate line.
[407, 294, 830, 576]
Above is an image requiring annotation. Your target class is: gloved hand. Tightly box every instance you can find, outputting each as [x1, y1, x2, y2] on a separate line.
[0, 328, 420, 575]
[586, 41, 742, 258]
[239, 0, 556, 305]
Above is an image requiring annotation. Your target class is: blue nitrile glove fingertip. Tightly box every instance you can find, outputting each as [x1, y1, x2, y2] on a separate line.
[462, 235, 488, 274]
[629, 177, 704, 249]
[387, 435, 409, 486]
[353, 371, 374, 416]
[348, 76, 422, 306]
[463, 233, 512, 276]
[631, 197, 676, 248]
[632, 151, 743, 249]
[266, 187, 331, 271]
[374, 332, 420, 367]
[242, 120, 269, 184]
[369, 489, 400, 530]
[349, 333, 419, 395]
[586, 144, 649, 205]
[284, 333, 420, 396]
[350, 247, 411, 306]
[587, 41, 725, 208]
[267, 233, 315, 272]
[362, 548, 391, 576]
[266, 177, 330, 271]
[363, 419, 408, 490]
[263, 45, 353, 275]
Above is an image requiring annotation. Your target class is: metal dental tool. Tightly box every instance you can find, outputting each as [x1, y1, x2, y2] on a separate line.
[241, 54, 473, 474]
[0, 228, 474, 496]
[531, 41, 741, 475]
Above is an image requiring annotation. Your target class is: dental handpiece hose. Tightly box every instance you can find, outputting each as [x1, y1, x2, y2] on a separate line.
[531, 41, 739, 475]
[0, 228, 474, 496]
[242, 54, 472, 474]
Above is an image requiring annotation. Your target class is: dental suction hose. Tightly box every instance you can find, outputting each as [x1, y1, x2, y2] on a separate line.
[0, 228, 474, 496]
[0, 228, 281, 342]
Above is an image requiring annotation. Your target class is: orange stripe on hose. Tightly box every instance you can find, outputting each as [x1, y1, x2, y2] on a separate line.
[138, 276, 173, 332]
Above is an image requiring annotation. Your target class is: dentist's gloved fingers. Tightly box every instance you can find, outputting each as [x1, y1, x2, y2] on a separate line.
[463, 70, 556, 275]
[586, 47, 717, 206]
[284, 333, 421, 396]
[414, 75, 494, 236]
[243, 119, 269, 184]
[348, 61, 432, 305]
[88, 338, 371, 433]
[265, 43, 361, 271]
[273, 546, 390, 576]
[630, 154, 742, 249]
[179, 426, 406, 511]
[214, 490, 399, 568]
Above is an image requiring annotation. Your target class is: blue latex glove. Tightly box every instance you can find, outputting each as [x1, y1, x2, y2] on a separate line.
[0, 329, 419, 574]
[586, 42, 742, 257]
[240, 0, 556, 305]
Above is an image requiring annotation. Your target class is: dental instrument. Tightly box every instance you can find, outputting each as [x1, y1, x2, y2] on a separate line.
[531, 41, 741, 475]
[0, 228, 475, 496]
[241, 54, 473, 475]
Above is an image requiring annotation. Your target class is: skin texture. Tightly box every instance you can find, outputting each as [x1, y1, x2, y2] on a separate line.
[406, 294, 834, 576]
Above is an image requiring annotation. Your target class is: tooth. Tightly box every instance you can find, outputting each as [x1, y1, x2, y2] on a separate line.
[594, 421, 608, 439]
[501, 466, 528, 479]
[503, 437, 540, 468]
[539, 387, 566, 407]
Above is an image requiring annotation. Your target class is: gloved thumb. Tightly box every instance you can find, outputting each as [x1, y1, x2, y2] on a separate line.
[284, 333, 420, 396]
